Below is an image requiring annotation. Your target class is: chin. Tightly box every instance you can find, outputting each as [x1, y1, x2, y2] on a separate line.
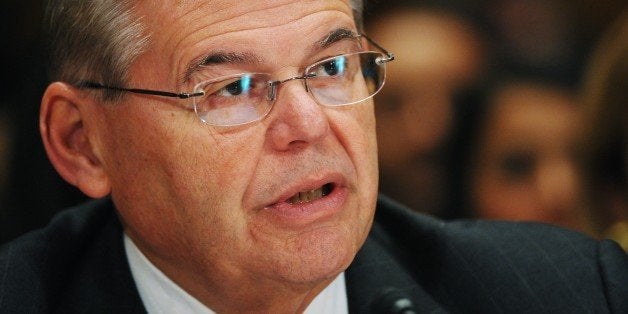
[269, 225, 359, 284]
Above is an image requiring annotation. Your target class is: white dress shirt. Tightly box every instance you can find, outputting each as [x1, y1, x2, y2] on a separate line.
[124, 234, 348, 313]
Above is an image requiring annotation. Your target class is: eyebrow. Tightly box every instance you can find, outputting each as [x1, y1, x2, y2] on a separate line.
[183, 27, 360, 83]
[314, 28, 360, 51]
[184, 51, 260, 82]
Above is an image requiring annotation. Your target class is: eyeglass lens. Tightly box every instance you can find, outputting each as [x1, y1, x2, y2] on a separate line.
[193, 51, 386, 126]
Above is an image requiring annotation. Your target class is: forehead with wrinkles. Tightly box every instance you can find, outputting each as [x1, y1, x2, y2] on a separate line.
[134, 0, 354, 27]
[127, 0, 357, 85]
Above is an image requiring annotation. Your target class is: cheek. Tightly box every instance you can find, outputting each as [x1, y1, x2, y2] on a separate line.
[329, 103, 379, 204]
[358, 104, 379, 182]
[96, 108, 264, 250]
[154, 130, 262, 220]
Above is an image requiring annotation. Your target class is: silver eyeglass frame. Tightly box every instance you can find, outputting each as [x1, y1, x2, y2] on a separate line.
[74, 33, 395, 126]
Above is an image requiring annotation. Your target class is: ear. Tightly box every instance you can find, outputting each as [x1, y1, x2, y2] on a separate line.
[40, 82, 111, 198]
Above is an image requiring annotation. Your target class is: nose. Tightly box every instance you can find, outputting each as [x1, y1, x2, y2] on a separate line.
[265, 79, 329, 151]
[536, 159, 580, 219]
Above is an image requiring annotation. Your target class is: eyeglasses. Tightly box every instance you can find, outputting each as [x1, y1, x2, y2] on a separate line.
[75, 34, 394, 127]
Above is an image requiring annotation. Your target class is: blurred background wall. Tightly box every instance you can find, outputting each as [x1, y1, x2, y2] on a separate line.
[1, 0, 88, 243]
[1, 0, 626, 245]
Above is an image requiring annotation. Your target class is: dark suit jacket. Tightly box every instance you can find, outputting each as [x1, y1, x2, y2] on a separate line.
[1, 196, 626, 313]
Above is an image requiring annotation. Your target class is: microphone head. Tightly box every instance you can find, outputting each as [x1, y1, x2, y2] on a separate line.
[370, 287, 418, 314]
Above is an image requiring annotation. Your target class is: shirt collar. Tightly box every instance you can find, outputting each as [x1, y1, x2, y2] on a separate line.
[124, 233, 348, 313]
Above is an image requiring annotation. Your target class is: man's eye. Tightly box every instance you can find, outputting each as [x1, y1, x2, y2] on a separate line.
[313, 56, 347, 77]
[215, 76, 253, 97]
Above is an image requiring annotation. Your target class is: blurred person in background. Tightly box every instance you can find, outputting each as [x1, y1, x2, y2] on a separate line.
[367, 5, 487, 217]
[449, 77, 594, 234]
[580, 9, 628, 250]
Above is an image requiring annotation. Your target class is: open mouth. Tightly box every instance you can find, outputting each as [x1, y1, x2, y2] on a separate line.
[287, 183, 334, 205]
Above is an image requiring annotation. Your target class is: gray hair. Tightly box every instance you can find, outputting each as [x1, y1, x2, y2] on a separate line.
[351, 0, 365, 30]
[45, 0, 148, 99]
[45, 0, 365, 99]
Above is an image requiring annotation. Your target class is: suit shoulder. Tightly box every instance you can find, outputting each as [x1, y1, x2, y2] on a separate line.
[0, 198, 114, 258]
[0, 198, 116, 312]
[374, 194, 600, 259]
[372, 195, 628, 312]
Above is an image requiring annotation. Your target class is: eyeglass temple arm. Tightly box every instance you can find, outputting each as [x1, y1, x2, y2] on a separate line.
[75, 81, 205, 99]
[360, 34, 395, 63]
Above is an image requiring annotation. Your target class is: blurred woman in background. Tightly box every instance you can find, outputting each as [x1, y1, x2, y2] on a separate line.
[450, 76, 594, 234]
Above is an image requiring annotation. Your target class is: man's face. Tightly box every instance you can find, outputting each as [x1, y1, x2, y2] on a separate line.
[87, 0, 378, 297]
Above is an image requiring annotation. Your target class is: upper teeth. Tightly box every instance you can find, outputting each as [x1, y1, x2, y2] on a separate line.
[288, 188, 324, 204]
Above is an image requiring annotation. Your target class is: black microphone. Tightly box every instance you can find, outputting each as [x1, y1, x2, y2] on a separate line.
[370, 287, 418, 314]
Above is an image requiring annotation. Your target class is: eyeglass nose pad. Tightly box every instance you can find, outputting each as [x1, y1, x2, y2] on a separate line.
[267, 81, 279, 101]
[303, 72, 316, 93]
[375, 56, 386, 66]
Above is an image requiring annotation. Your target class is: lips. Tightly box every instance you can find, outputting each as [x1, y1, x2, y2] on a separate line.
[259, 174, 348, 225]
[287, 183, 334, 204]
